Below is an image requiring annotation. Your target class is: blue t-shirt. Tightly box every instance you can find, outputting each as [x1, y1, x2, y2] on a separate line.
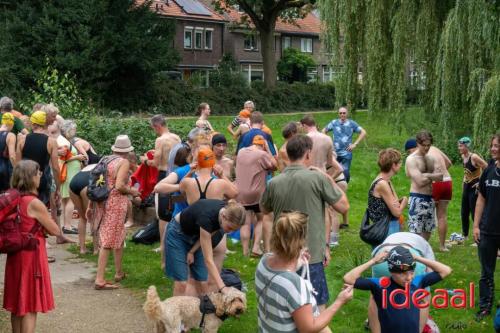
[354, 272, 442, 333]
[172, 164, 190, 217]
[324, 119, 362, 155]
[237, 128, 276, 156]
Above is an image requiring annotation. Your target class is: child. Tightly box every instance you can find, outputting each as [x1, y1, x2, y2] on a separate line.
[344, 246, 452, 333]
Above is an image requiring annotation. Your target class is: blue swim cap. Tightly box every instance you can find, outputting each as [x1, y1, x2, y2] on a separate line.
[404, 138, 417, 151]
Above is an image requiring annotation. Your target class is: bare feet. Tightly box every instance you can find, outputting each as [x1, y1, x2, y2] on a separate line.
[56, 235, 76, 244]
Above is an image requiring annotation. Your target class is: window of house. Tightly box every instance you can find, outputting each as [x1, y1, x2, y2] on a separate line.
[241, 64, 264, 84]
[282, 36, 291, 50]
[204, 29, 213, 50]
[300, 38, 312, 53]
[307, 67, 318, 82]
[195, 28, 203, 49]
[184, 27, 193, 49]
[322, 66, 333, 82]
[244, 35, 257, 51]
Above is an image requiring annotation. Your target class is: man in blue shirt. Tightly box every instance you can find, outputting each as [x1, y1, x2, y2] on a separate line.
[237, 111, 277, 157]
[322, 107, 366, 183]
[344, 246, 452, 333]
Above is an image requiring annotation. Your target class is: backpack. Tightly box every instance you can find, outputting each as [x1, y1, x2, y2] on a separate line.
[0, 189, 41, 254]
[131, 219, 160, 245]
[220, 268, 243, 291]
[87, 156, 119, 202]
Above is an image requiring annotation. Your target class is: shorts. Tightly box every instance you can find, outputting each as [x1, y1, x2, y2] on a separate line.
[165, 220, 208, 281]
[408, 193, 435, 233]
[70, 170, 90, 195]
[298, 262, 329, 305]
[244, 204, 260, 214]
[164, 220, 225, 282]
[156, 170, 172, 221]
[432, 179, 453, 201]
[37, 166, 51, 206]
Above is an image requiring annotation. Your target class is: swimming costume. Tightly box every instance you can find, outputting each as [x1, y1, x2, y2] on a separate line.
[432, 178, 452, 201]
[408, 193, 435, 233]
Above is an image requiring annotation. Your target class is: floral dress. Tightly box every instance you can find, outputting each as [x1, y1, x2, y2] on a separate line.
[98, 157, 128, 249]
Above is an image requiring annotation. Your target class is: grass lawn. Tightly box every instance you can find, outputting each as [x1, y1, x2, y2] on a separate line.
[74, 109, 498, 332]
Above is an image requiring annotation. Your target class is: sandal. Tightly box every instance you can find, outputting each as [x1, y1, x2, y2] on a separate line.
[114, 273, 127, 282]
[48, 256, 56, 263]
[250, 252, 263, 258]
[94, 282, 119, 290]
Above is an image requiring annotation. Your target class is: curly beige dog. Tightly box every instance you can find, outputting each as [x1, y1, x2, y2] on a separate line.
[143, 286, 246, 332]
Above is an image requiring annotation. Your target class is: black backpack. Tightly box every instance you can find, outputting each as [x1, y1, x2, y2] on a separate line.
[131, 219, 160, 245]
[87, 156, 118, 202]
[220, 268, 243, 291]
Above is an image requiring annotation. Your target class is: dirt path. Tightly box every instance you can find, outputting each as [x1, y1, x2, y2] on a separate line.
[0, 239, 149, 333]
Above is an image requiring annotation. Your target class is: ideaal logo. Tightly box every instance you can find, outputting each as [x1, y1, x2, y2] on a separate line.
[379, 277, 475, 309]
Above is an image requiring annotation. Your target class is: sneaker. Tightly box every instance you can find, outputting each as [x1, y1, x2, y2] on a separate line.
[475, 309, 491, 322]
[329, 241, 339, 248]
[470, 242, 478, 247]
[62, 226, 78, 235]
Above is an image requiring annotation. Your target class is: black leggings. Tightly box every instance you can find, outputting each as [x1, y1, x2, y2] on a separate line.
[478, 234, 500, 312]
[461, 182, 478, 237]
[157, 171, 172, 222]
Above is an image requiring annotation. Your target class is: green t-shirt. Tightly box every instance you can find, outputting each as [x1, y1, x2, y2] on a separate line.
[260, 165, 342, 264]
[12, 117, 25, 135]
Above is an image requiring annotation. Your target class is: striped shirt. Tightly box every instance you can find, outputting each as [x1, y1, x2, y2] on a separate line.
[255, 255, 319, 333]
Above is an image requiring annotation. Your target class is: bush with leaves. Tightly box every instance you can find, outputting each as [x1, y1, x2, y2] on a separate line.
[277, 48, 317, 83]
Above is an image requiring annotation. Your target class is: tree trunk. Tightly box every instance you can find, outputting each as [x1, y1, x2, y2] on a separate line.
[259, 28, 277, 88]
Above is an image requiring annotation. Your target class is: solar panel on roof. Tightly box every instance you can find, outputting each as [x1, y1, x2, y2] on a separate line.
[175, 0, 212, 16]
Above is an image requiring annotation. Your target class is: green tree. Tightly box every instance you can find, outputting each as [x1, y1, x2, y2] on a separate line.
[319, 0, 499, 154]
[0, 0, 179, 109]
[277, 48, 316, 83]
[214, 0, 316, 88]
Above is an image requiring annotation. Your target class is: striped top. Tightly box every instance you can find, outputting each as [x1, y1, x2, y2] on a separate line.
[255, 254, 319, 333]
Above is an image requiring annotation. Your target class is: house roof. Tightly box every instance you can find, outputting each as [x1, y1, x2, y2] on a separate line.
[137, 0, 227, 22]
[201, 1, 321, 35]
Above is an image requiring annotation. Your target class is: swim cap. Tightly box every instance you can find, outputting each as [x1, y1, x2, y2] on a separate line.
[30, 111, 46, 126]
[458, 136, 472, 147]
[252, 135, 266, 147]
[404, 138, 417, 151]
[212, 133, 227, 146]
[1, 112, 14, 126]
[387, 246, 416, 273]
[239, 110, 251, 118]
[197, 147, 215, 168]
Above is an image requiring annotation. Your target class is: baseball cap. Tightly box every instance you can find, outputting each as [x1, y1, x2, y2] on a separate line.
[197, 147, 215, 168]
[404, 138, 417, 151]
[387, 246, 416, 273]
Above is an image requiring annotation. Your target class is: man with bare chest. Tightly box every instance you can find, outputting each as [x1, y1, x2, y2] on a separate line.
[141, 115, 181, 257]
[405, 131, 443, 240]
[211, 134, 234, 180]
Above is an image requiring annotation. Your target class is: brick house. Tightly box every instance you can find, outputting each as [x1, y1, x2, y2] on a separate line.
[143, 0, 332, 84]
[144, 0, 227, 84]
[202, 3, 332, 84]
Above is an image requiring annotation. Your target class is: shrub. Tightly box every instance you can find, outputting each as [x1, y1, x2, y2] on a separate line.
[277, 48, 317, 83]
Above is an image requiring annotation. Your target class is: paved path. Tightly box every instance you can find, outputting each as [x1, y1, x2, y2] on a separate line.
[0, 238, 149, 333]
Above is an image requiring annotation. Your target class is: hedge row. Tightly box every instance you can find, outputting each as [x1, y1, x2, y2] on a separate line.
[151, 79, 335, 116]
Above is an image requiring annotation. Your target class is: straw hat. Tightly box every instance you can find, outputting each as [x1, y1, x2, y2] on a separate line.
[111, 135, 134, 153]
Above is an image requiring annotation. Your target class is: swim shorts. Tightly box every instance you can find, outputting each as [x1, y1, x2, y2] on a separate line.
[408, 193, 435, 233]
[432, 179, 453, 201]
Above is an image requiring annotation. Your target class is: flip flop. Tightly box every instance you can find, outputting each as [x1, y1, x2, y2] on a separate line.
[250, 252, 263, 258]
[94, 282, 119, 290]
[114, 273, 127, 282]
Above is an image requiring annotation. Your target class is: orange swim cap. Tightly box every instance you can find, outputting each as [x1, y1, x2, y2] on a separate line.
[262, 125, 272, 135]
[239, 109, 251, 118]
[197, 147, 215, 168]
[252, 135, 266, 147]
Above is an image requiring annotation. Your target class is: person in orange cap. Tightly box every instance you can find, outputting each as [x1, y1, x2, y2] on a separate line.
[227, 100, 254, 137]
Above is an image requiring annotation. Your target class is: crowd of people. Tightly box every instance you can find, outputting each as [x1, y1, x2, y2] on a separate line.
[1, 94, 499, 333]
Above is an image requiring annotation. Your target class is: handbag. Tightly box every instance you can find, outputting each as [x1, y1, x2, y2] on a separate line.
[359, 209, 390, 247]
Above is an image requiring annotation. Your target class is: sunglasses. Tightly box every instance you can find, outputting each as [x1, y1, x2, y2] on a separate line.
[394, 263, 416, 272]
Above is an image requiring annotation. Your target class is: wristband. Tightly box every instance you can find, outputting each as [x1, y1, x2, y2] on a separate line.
[219, 286, 226, 293]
